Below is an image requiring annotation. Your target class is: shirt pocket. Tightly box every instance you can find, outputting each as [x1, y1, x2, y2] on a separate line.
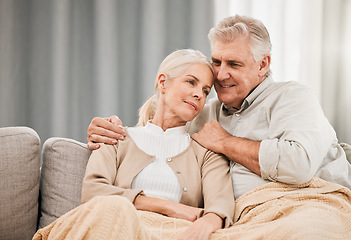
[235, 108, 269, 140]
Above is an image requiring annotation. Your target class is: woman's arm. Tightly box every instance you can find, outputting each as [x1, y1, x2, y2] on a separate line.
[81, 143, 142, 203]
[134, 195, 203, 222]
[134, 195, 222, 240]
[201, 148, 235, 228]
[173, 146, 234, 240]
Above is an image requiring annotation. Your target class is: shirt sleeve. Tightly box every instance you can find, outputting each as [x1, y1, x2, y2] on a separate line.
[81, 143, 143, 204]
[259, 84, 338, 185]
[201, 149, 235, 228]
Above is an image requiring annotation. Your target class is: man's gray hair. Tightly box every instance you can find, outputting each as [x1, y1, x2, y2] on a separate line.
[208, 15, 272, 77]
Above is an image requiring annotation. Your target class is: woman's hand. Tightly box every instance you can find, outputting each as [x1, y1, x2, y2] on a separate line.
[87, 115, 126, 150]
[163, 200, 203, 222]
[179, 213, 223, 240]
[134, 195, 203, 222]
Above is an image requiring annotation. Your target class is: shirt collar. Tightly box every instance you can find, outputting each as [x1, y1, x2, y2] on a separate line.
[145, 121, 187, 136]
[222, 76, 273, 115]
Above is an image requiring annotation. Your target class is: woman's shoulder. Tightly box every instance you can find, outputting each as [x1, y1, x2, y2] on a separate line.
[187, 140, 228, 169]
[95, 129, 134, 154]
[189, 140, 216, 158]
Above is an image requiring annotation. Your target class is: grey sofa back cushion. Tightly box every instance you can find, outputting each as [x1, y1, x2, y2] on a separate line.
[38, 137, 91, 229]
[0, 127, 40, 240]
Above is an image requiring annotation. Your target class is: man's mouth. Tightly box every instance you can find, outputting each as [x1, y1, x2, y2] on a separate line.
[219, 83, 235, 88]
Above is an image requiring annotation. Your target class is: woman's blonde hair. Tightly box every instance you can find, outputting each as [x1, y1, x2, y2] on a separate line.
[137, 49, 213, 126]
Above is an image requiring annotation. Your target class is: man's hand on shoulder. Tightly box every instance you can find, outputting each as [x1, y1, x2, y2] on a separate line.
[87, 115, 126, 150]
[191, 120, 231, 154]
[192, 120, 262, 175]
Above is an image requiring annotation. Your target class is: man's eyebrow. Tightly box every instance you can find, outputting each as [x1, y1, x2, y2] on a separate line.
[227, 60, 242, 65]
[211, 58, 242, 65]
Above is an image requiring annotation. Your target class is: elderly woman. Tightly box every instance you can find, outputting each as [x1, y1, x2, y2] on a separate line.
[33, 49, 234, 240]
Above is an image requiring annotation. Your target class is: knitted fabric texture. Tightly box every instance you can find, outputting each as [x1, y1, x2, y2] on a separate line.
[33, 177, 351, 240]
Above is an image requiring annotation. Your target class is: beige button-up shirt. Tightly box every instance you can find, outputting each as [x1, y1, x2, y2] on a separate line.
[187, 77, 351, 199]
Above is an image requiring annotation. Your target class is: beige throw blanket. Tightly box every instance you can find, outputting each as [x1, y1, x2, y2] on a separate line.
[33, 178, 351, 240]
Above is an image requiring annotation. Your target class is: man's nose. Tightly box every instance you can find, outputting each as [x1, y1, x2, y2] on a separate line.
[216, 65, 230, 80]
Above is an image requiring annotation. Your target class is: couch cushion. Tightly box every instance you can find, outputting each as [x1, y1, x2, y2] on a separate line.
[38, 137, 91, 228]
[0, 127, 40, 240]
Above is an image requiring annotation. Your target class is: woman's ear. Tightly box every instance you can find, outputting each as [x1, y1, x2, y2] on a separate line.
[158, 73, 167, 94]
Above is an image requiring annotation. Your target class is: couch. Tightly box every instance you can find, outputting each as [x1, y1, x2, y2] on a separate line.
[1, 126, 351, 240]
[0, 127, 91, 240]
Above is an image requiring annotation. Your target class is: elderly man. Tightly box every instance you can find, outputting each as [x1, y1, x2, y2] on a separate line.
[87, 15, 351, 200]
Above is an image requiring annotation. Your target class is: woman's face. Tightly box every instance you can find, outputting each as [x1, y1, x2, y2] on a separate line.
[161, 63, 214, 124]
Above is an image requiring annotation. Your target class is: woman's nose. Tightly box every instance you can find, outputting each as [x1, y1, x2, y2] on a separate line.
[193, 87, 202, 99]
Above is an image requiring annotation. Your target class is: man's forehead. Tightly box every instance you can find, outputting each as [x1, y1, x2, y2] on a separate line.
[211, 53, 240, 62]
[211, 40, 252, 62]
[211, 43, 239, 58]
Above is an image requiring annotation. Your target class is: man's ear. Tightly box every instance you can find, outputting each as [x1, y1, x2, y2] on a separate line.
[259, 54, 271, 77]
[158, 73, 167, 93]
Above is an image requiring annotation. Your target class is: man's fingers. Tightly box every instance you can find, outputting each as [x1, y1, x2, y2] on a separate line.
[87, 116, 126, 148]
[87, 142, 101, 150]
[108, 115, 123, 126]
[90, 125, 124, 141]
[97, 119, 126, 139]
[88, 134, 119, 145]
[88, 118, 126, 140]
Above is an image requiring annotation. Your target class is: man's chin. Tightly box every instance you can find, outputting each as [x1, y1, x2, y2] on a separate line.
[217, 94, 231, 104]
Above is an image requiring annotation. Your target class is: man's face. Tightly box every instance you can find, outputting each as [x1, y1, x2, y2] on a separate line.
[211, 37, 266, 109]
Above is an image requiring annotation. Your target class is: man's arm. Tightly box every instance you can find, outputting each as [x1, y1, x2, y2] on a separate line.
[192, 120, 261, 175]
[87, 115, 126, 149]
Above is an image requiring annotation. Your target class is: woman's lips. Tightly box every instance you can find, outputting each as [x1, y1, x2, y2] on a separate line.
[184, 101, 197, 111]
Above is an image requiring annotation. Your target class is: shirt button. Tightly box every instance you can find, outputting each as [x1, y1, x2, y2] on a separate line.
[235, 113, 240, 117]
[167, 158, 172, 162]
[183, 187, 188, 192]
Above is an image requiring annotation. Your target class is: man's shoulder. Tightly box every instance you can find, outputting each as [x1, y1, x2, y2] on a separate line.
[263, 80, 313, 99]
[269, 80, 310, 92]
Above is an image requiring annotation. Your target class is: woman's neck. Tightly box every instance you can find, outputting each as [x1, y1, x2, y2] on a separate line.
[151, 111, 186, 131]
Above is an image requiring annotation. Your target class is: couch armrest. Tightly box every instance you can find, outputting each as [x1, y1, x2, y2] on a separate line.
[0, 127, 40, 240]
[38, 137, 91, 228]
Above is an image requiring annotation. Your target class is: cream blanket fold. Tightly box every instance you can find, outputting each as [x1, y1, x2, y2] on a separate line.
[33, 178, 351, 240]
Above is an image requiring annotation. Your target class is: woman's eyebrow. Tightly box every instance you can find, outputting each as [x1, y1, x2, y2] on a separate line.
[186, 74, 199, 81]
[186, 75, 211, 89]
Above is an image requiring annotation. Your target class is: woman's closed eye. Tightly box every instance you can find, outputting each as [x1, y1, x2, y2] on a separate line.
[186, 80, 195, 85]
